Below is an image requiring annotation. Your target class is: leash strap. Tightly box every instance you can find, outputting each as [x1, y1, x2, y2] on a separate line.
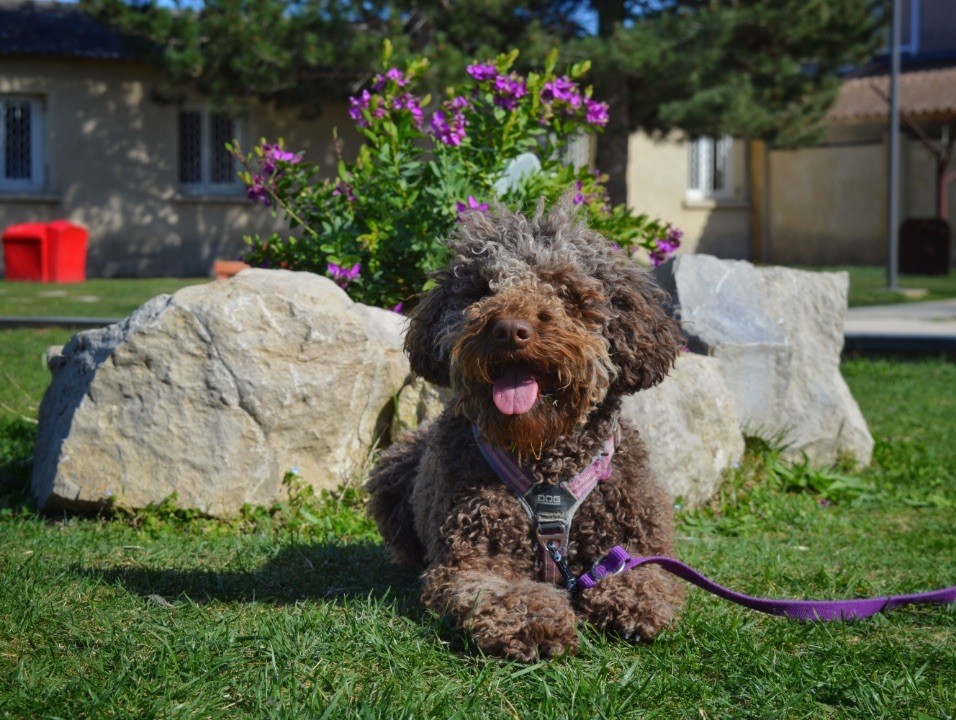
[578, 545, 956, 621]
[472, 426, 615, 584]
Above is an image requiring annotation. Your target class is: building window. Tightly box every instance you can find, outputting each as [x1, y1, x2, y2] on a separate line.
[178, 109, 244, 194]
[1, 97, 44, 192]
[880, 0, 920, 55]
[688, 135, 733, 200]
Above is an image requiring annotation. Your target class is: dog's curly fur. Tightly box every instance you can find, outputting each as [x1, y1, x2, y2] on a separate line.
[366, 194, 685, 660]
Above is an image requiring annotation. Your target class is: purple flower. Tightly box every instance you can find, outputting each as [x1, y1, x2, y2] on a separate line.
[431, 107, 468, 146]
[584, 98, 609, 127]
[268, 146, 300, 163]
[492, 74, 527, 111]
[349, 90, 373, 126]
[247, 177, 272, 206]
[259, 143, 302, 175]
[467, 63, 498, 83]
[327, 262, 361, 287]
[573, 180, 586, 205]
[541, 76, 580, 105]
[372, 67, 408, 91]
[649, 225, 683, 267]
[392, 93, 424, 127]
[456, 195, 489, 219]
[391, 301, 404, 314]
[331, 181, 357, 203]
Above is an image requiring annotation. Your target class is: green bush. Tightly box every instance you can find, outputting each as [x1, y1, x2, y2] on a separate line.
[231, 43, 680, 309]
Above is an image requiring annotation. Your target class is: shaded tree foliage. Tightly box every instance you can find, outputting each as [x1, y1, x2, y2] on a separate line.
[81, 0, 883, 202]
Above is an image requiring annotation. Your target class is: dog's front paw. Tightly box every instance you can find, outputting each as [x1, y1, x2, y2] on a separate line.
[466, 585, 579, 661]
[422, 564, 580, 661]
[576, 565, 684, 642]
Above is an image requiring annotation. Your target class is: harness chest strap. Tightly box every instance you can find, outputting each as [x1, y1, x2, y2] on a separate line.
[472, 425, 616, 584]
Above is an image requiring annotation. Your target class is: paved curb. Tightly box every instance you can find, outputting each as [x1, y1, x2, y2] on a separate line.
[843, 333, 956, 354]
[0, 316, 121, 329]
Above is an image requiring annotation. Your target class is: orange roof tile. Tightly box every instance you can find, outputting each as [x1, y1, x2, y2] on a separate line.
[827, 65, 956, 123]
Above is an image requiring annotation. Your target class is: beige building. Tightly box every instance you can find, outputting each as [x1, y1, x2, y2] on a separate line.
[0, 0, 358, 277]
[627, 0, 956, 268]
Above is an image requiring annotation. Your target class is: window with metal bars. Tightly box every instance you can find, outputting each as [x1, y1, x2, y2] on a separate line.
[687, 136, 733, 200]
[1, 97, 44, 192]
[178, 108, 243, 194]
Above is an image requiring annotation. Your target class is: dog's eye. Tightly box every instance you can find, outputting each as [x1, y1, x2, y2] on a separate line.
[466, 277, 491, 301]
[537, 310, 552, 324]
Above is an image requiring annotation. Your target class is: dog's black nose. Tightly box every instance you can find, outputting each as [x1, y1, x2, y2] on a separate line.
[491, 318, 534, 349]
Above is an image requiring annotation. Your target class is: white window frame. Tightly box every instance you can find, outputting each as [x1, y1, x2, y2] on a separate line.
[178, 107, 246, 196]
[687, 135, 733, 201]
[0, 96, 45, 193]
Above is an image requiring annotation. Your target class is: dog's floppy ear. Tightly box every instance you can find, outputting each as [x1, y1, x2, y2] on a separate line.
[403, 270, 453, 387]
[604, 260, 682, 394]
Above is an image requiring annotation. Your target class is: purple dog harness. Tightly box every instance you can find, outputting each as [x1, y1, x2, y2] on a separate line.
[473, 426, 956, 621]
[472, 425, 615, 584]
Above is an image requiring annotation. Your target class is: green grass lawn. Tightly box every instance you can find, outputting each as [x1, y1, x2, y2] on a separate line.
[799, 265, 956, 307]
[0, 277, 207, 318]
[1, 329, 954, 717]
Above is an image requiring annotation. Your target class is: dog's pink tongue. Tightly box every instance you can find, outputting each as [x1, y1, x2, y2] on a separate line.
[493, 364, 539, 415]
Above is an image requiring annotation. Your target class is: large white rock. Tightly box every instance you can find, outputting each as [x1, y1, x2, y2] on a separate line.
[622, 353, 744, 508]
[390, 377, 453, 440]
[32, 269, 409, 517]
[655, 255, 874, 466]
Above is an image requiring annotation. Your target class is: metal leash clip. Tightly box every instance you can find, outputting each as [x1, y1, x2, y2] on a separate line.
[542, 539, 578, 592]
[589, 551, 628, 581]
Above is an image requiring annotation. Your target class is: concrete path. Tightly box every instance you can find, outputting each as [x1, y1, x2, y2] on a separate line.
[844, 298, 956, 353]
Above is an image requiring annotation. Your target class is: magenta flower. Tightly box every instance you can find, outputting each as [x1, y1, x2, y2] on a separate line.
[573, 180, 585, 205]
[327, 262, 361, 287]
[456, 196, 489, 219]
[331, 181, 357, 203]
[492, 74, 527, 111]
[348, 90, 373, 126]
[373, 67, 408, 91]
[584, 98, 609, 127]
[391, 301, 404, 314]
[431, 107, 468, 146]
[348, 90, 386, 127]
[467, 63, 498, 82]
[541, 76, 580, 105]
[260, 143, 302, 175]
[247, 177, 272, 206]
[392, 93, 424, 127]
[649, 225, 683, 267]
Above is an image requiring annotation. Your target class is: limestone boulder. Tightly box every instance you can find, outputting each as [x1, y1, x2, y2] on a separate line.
[390, 377, 453, 440]
[32, 269, 409, 517]
[654, 255, 873, 466]
[622, 353, 744, 508]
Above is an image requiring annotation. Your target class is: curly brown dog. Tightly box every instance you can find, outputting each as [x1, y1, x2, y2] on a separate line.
[366, 195, 685, 660]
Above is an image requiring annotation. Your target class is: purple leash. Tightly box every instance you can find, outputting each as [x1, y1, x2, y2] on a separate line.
[576, 545, 956, 621]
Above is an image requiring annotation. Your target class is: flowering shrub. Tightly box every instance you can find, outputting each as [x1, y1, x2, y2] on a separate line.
[231, 43, 679, 309]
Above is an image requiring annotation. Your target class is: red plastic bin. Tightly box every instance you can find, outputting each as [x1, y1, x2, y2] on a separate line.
[2, 220, 88, 282]
[2, 222, 49, 282]
[46, 220, 88, 282]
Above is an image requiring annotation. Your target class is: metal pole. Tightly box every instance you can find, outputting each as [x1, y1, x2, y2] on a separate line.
[887, 0, 901, 291]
